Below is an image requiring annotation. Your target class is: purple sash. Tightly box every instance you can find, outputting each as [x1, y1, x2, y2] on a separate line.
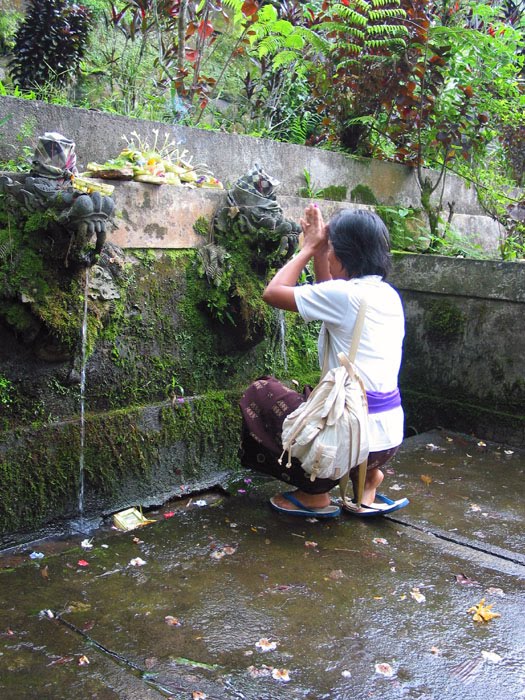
[366, 388, 401, 414]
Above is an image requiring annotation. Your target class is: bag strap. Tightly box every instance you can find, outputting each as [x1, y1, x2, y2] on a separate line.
[321, 299, 367, 377]
[340, 299, 368, 507]
[348, 300, 367, 363]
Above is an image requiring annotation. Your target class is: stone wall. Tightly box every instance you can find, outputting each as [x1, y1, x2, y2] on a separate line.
[0, 96, 504, 253]
[0, 98, 523, 540]
[390, 255, 524, 447]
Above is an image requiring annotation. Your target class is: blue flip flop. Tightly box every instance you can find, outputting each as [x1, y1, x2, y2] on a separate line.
[341, 493, 409, 517]
[373, 493, 410, 513]
[270, 491, 341, 519]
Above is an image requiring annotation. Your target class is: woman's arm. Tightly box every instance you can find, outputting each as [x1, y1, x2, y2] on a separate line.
[262, 204, 330, 311]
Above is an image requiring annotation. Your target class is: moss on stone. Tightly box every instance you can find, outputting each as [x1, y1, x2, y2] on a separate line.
[350, 184, 379, 205]
[424, 300, 465, 342]
[193, 216, 211, 237]
[0, 391, 243, 535]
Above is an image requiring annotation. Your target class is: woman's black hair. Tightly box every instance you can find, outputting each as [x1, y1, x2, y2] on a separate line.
[327, 208, 392, 279]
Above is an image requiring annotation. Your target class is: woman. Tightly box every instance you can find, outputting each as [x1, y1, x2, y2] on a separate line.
[239, 204, 409, 518]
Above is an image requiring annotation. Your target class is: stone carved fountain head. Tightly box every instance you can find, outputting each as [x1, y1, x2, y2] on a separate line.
[0, 132, 116, 267]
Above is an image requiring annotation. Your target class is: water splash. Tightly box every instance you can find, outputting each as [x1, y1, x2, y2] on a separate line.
[78, 268, 90, 519]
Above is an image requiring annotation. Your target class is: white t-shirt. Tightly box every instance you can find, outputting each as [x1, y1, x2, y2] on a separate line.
[294, 275, 405, 451]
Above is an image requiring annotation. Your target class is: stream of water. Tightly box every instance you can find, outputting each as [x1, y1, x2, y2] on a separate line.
[77, 268, 90, 520]
[277, 308, 288, 372]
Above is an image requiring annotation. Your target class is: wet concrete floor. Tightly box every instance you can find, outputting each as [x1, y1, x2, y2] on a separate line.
[0, 430, 524, 700]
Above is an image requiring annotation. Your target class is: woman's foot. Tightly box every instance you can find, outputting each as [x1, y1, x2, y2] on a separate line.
[351, 468, 384, 507]
[271, 489, 331, 512]
[269, 490, 341, 518]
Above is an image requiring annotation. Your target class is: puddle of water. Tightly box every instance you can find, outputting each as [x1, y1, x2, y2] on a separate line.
[1, 472, 524, 700]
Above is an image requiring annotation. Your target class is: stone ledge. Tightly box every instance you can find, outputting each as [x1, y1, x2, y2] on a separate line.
[107, 181, 503, 255]
[3, 95, 520, 216]
[391, 254, 525, 302]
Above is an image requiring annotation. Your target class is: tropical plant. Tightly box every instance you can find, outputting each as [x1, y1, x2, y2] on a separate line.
[0, 7, 23, 55]
[8, 0, 92, 91]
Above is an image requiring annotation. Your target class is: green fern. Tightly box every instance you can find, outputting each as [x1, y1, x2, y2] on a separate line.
[197, 243, 230, 287]
[0, 241, 13, 260]
[288, 113, 322, 145]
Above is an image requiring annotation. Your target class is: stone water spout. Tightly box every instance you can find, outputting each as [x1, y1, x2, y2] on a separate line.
[0, 132, 116, 267]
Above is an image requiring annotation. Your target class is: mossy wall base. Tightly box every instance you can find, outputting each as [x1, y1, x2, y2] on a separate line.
[0, 393, 242, 546]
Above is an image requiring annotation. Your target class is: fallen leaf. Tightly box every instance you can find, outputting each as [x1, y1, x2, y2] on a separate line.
[329, 569, 345, 580]
[67, 601, 91, 613]
[40, 565, 49, 580]
[305, 541, 317, 548]
[373, 537, 388, 545]
[78, 655, 90, 665]
[247, 664, 272, 678]
[410, 588, 426, 603]
[455, 573, 480, 586]
[467, 598, 501, 622]
[375, 662, 395, 677]
[77, 560, 89, 567]
[486, 587, 504, 596]
[420, 474, 433, 486]
[47, 655, 74, 666]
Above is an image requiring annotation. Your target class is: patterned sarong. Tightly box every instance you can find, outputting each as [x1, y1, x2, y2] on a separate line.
[239, 376, 398, 494]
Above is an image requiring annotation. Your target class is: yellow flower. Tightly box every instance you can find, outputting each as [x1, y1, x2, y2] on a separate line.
[467, 598, 501, 622]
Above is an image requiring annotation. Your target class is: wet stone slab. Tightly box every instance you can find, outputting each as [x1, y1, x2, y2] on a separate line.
[390, 431, 524, 558]
[0, 431, 524, 700]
